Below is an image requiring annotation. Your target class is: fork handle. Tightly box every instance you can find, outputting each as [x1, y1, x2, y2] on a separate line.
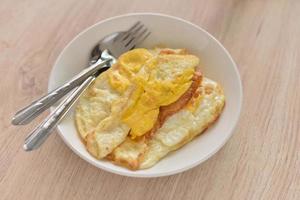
[23, 76, 95, 151]
[12, 59, 111, 125]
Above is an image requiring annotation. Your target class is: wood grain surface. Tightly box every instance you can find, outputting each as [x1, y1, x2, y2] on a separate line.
[1, 0, 300, 199]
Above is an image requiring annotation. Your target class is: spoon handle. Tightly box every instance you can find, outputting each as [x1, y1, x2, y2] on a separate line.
[12, 59, 111, 126]
[23, 76, 95, 151]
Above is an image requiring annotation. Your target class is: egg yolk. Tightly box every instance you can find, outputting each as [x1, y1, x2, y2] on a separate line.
[108, 48, 196, 138]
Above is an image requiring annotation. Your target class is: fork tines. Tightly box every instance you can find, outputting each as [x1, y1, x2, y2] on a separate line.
[121, 21, 151, 49]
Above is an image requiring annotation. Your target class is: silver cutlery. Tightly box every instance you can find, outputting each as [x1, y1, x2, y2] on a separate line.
[22, 22, 150, 151]
[12, 21, 149, 126]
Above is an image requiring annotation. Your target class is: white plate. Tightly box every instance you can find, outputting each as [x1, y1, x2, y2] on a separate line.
[49, 13, 242, 177]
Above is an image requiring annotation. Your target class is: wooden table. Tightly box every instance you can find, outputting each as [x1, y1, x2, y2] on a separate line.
[1, 0, 300, 199]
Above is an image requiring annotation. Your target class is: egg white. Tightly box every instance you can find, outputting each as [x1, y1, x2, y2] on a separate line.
[75, 48, 225, 169]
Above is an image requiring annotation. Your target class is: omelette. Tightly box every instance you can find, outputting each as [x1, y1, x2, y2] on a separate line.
[75, 48, 225, 170]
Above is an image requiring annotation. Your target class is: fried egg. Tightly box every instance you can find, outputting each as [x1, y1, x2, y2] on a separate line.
[75, 48, 225, 169]
[108, 77, 225, 169]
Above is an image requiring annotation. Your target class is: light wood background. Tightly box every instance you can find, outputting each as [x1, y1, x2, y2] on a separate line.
[1, 0, 300, 199]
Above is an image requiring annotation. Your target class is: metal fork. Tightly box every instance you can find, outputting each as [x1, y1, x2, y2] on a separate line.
[23, 22, 150, 151]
